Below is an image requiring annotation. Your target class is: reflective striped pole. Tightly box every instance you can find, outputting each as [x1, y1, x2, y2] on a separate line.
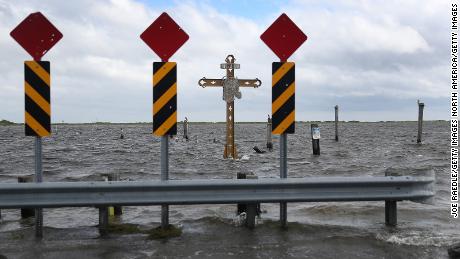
[152, 61, 177, 228]
[24, 60, 51, 238]
[271, 61, 295, 228]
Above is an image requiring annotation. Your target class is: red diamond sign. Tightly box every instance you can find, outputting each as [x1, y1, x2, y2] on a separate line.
[260, 13, 307, 61]
[10, 12, 63, 61]
[141, 12, 189, 61]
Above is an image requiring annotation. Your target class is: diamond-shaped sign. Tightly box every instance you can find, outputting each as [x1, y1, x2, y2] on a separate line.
[140, 12, 189, 61]
[260, 13, 307, 61]
[10, 12, 63, 61]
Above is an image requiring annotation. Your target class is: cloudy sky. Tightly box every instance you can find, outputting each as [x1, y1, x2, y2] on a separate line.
[0, 0, 451, 122]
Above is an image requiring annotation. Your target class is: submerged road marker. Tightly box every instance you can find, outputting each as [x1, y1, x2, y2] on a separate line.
[10, 11, 63, 238]
[141, 12, 189, 229]
[261, 13, 307, 228]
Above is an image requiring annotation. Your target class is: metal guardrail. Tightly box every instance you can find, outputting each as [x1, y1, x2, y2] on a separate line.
[0, 176, 434, 209]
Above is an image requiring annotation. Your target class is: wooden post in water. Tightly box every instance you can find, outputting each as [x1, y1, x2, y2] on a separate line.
[98, 206, 109, 236]
[384, 171, 397, 226]
[417, 101, 424, 143]
[334, 105, 339, 141]
[236, 172, 259, 228]
[385, 201, 397, 226]
[311, 124, 320, 155]
[266, 115, 273, 151]
[236, 173, 247, 215]
[183, 117, 189, 140]
[108, 173, 122, 216]
[101, 173, 123, 220]
[246, 203, 257, 229]
[18, 176, 34, 218]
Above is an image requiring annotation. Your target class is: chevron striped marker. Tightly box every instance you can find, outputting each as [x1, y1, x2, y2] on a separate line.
[153, 62, 177, 136]
[24, 61, 50, 137]
[272, 62, 295, 135]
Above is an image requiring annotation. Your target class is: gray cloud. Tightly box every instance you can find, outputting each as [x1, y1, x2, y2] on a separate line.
[0, 0, 450, 123]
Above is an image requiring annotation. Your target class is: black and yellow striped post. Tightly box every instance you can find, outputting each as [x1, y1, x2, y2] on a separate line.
[24, 60, 50, 238]
[153, 62, 177, 228]
[272, 62, 295, 135]
[272, 61, 295, 228]
[153, 62, 177, 136]
[25, 61, 51, 136]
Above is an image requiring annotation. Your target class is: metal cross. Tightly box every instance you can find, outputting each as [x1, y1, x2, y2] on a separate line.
[199, 54, 261, 159]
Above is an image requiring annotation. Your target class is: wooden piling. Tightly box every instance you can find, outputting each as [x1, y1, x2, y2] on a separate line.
[108, 173, 123, 216]
[237, 173, 259, 228]
[246, 204, 257, 229]
[102, 173, 122, 216]
[18, 176, 34, 218]
[417, 102, 424, 143]
[334, 105, 339, 141]
[385, 201, 397, 226]
[311, 124, 320, 155]
[183, 117, 189, 140]
[266, 115, 273, 151]
[385, 171, 397, 226]
[237, 173, 247, 214]
[98, 206, 109, 236]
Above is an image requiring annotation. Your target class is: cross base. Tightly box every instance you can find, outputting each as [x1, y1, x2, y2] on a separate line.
[224, 144, 238, 159]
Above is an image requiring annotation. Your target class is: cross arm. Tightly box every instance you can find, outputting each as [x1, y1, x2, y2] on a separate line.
[238, 78, 261, 88]
[198, 77, 224, 88]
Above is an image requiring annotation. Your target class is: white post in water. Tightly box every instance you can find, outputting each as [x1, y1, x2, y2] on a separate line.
[335, 105, 339, 141]
[161, 136, 169, 228]
[34, 136, 43, 238]
[280, 133, 288, 227]
[417, 101, 424, 143]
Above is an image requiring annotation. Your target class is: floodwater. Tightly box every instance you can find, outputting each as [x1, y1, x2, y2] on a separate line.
[0, 121, 457, 258]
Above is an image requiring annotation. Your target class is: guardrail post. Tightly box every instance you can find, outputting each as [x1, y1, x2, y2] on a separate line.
[246, 204, 257, 229]
[385, 170, 398, 226]
[18, 176, 34, 218]
[108, 173, 122, 216]
[237, 173, 247, 214]
[385, 201, 397, 226]
[237, 173, 259, 228]
[98, 206, 109, 236]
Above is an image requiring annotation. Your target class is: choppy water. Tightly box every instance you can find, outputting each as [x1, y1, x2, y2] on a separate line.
[0, 121, 457, 258]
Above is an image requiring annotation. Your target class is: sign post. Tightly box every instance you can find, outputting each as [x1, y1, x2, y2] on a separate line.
[261, 13, 307, 227]
[10, 12, 63, 238]
[199, 55, 261, 159]
[141, 12, 189, 228]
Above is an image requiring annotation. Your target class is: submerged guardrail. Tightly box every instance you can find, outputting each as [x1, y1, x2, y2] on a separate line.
[0, 175, 434, 234]
[0, 176, 434, 208]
